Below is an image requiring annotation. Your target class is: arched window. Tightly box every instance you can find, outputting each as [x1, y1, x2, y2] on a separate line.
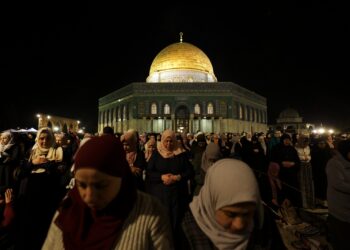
[47, 121, 52, 128]
[151, 103, 157, 115]
[219, 101, 227, 116]
[138, 102, 145, 116]
[194, 103, 201, 114]
[164, 104, 170, 115]
[207, 102, 214, 115]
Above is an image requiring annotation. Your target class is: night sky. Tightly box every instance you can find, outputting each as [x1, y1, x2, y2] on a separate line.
[1, 2, 349, 132]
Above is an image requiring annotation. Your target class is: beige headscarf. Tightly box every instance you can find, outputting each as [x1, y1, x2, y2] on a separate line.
[145, 138, 156, 162]
[30, 127, 63, 162]
[0, 131, 15, 153]
[190, 158, 261, 250]
[157, 129, 182, 158]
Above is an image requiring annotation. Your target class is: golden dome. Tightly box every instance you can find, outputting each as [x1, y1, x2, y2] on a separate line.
[149, 42, 214, 75]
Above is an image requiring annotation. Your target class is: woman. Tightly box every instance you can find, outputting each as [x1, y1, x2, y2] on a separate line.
[147, 129, 194, 248]
[182, 158, 262, 250]
[270, 133, 301, 207]
[193, 142, 222, 195]
[295, 134, 315, 209]
[42, 134, 173, 250]
[144, 137, 157, 162]
[120, 129, 146, 190]
[0, 131, 20, 194]
[16, 127, 64, 250]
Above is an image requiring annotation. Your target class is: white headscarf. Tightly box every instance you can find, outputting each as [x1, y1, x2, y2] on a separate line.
[190, 158, 261, 250]
[30, 127, 63, 162]
[0, 131, 15, 153]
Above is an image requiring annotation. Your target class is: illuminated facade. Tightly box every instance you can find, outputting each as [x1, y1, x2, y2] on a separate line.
[98, 35, 267, 134]
[36, 113, 80, 133]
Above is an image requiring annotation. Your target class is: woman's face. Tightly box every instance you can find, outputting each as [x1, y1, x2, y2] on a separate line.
[215, 202, 256, 234]
[38, 132, 51, 149]
[0, 135, 10, 145]
[163, 136, 174, 151]
[75, 168, 122, 211]
[122, 141, 131, 153]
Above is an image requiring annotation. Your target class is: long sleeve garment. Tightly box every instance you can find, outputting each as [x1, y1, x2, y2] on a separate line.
[42, 191, 174, 250]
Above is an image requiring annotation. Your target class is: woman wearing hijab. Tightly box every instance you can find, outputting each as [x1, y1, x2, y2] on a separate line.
[144, 137, 157, 162]
[42, 134, 173, 250]
[16, 127, 64, 250]
[120, 129, 146, 191]
[193, 142, 222, 196]
[0, 131, 20, 194]
[182, 158, 262, 250]
[147, 129, 194, 248]
[270, 133, 301, 208]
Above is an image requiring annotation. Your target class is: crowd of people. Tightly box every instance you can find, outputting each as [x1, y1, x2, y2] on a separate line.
[0, 125, 349, 249]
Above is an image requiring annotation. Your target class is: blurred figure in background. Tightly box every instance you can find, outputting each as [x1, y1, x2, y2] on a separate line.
[120, 129, 146, 191]
[326, 139, 350, 250]
[0, 131, 20, 194]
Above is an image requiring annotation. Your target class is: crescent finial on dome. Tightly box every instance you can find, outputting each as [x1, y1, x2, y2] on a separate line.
[179, 32, 183, 43]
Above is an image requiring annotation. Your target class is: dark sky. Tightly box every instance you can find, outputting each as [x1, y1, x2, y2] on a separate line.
[1, 2, 349, 132]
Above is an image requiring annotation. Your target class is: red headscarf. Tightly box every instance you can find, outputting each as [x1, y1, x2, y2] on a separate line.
[55, 135, 137, 250]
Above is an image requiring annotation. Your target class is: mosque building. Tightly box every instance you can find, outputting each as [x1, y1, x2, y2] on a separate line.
[271, 108, 314, 134]
[98, 33, 267, 134]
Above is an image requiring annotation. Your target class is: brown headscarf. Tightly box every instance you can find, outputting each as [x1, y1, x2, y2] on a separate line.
[157, 129, 182, 158]
[55, 135, 137, 250]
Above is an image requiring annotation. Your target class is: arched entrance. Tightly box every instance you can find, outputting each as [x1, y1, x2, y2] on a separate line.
[175, 105, 189, 133]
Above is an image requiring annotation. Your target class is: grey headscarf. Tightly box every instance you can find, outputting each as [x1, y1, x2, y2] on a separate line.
[190, 158, 261, 250]
[201, 142, 222, 173]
